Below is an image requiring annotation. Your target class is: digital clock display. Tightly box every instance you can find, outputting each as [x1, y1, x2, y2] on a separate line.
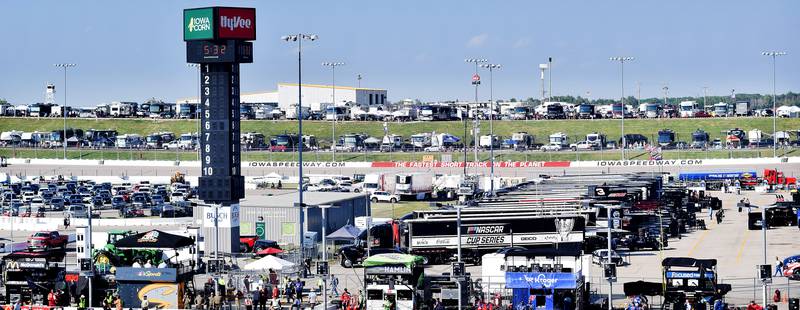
[187, 40, 253, 64]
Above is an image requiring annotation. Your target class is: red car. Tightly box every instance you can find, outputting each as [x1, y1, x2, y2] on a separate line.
[240, 236, 258, 252]
[27, 231, 68, 251]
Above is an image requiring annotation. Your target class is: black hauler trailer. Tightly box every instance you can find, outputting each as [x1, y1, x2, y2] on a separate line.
[406, 211, 586, 264]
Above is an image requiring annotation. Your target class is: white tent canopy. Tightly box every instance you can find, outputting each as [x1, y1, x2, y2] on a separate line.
[243, 255, 297, 271]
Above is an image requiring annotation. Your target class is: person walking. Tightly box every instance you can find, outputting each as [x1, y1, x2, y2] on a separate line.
[78, 295, 87, 310]
[141, 295, 150, 310]
[251, 289, 260, 310]
[341, 289, 351, 307]
[244, 294, 253, 310]
[195, 292, 205, 310]
[308, 289, 318, 309]
[115, 295, 123, 310]
[48, 290, 57, 307]
[434, 299, 444, 310]
[775, 257, 784, 276]
[294, 279, 304, 302]
[330, 275, 339, 297]
[271, 285, 279, 306]
[104, 291, 114, 310]
[212, 293, 222, 310]
[270, 297, 280, 310]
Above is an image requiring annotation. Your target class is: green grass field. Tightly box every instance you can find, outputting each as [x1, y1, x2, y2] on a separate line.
[2, 117, 799, 146]
[370, 201, 434, 219]
[2, 117, 798, 161]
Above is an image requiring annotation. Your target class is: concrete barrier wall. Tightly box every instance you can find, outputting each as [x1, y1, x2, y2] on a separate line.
[8, 156, 798, 170]
[0, 217, 193, 231]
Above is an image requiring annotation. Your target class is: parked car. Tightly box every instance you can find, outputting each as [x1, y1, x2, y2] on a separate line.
[27, 231, 68, 251]
[592, 249, 624, 266]
[111, 196, 127, 209]
[783, 255, 800, 280]
[306, 179, 339, 192]
[170, 192, 186, 202]
[569, 141, 597, 151]
[153, 203, 190, 218]
[30, 197, 45, 209]
[119, 206, 145, 218]
[370, 191, 400, 203]
[49, 197, 65, 211]
[92, 195, 104, 208]
[132, 195, 148, 209]
[64, 204, 88, 218]
[151, 194, 165, 205]
[540, 144, 562, 152]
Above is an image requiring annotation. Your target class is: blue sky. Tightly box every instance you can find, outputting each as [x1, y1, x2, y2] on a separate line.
[0, 1, 797, 107]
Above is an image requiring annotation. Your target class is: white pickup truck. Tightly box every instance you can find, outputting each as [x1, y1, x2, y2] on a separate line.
[569, 141, 597, 151]
[540, 143, 563, 152]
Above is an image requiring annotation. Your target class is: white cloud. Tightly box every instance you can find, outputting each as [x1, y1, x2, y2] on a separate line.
[467, 33, 489, 47]
[513, 37, 530, 48]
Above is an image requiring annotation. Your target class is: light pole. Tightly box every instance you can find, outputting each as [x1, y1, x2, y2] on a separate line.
[609, 57, 634, 160]
[761, 206, 768, 308]
[54, 63, 76, 159]
[465, 58, 487, 168]
[323, 62, 345, 161]
[282, 33, 318, 267]
[762, 51, 786, 157]
[480, 63, 501, 196]
[604, 205, 618, 310]
[548, 57, 553, 102]
[539, 64, 548, 102]
[188, 63, 201, 161]
[357, 74, 362, 88]
[320, 205, 332, 308]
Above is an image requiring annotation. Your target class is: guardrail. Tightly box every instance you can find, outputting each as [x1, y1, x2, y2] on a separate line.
[0, 216, 194, 231]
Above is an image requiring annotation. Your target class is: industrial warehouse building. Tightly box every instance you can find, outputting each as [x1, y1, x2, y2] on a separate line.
[277, 83, 387, 112]
[176, 83, 387, 113]
[193, 191, 369, 250]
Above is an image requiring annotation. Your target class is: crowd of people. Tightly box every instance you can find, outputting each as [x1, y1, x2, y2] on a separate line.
[179, 270, 363, 310]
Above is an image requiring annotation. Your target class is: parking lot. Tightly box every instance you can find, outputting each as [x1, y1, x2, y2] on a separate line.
[309, 189, 799, 308]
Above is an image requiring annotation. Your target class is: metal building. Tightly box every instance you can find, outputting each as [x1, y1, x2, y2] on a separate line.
[277, 83, 387, 112]
[194, 191, 369, 249]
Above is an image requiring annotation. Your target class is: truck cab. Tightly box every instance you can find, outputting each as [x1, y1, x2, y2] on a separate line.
[541, 132, 568, 151]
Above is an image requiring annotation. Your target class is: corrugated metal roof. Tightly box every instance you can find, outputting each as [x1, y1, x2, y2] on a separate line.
[239, 191, 367, 208]
[278, 83, 386, 92]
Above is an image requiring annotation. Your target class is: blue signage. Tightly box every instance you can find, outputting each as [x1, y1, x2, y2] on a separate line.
[115, 267, 177, 282]
[665, 271, 715, 279]
[505, 272, 578, 289]
[678, 171, 756, 181]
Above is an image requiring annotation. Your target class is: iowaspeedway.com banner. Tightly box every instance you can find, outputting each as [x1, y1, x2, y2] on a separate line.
[371, 161, 570, 168]
[9, 157, 795, 169]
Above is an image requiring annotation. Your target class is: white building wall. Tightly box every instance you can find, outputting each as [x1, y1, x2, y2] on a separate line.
[278, 83, 387, 112]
